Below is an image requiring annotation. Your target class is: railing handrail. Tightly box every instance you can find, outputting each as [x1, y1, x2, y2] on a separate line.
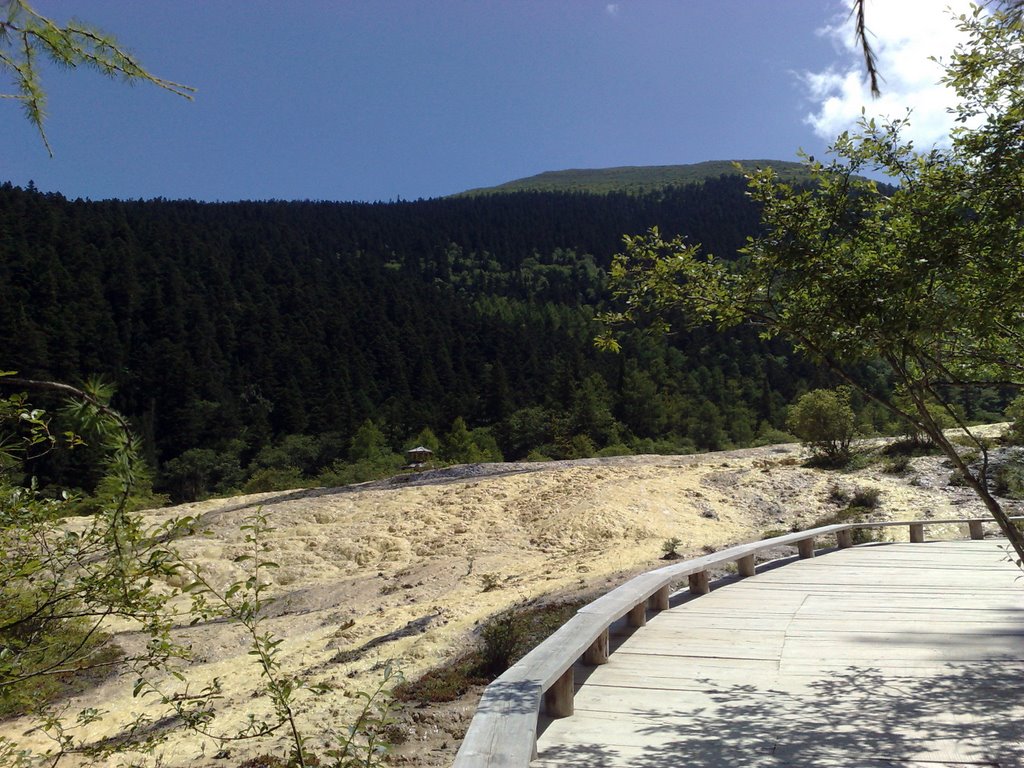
[452, 515, 1024, 767]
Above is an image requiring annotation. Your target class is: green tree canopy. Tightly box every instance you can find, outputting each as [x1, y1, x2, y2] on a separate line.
[348, 419, 393, 463]
[441, 416, 479, 464]
[600, 5, 1024, 564]
[786, 389, 856, 463]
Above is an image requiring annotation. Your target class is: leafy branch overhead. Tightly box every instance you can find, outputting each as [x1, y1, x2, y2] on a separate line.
[600, 6, 1024, 564]
[0, 0, 194, 154]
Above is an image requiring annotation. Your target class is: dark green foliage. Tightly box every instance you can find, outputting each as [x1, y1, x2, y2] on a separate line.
[0, 585, 122, 719]
[317, 457, 404, 488]
[477, 613, 523, 676]
[0, 177, 905, 497]
[883, 455, 912, 475]
[827, 484, 880, 510]
[405, 426, 440, 455]
[1003, 395, 1024, 445]
[827, 484, 851, 505]
[994, 455, 1024, 499]
[883, 437, 944, 457]
[813, 492, 881, 545]
[390, 653, 486, 704]
[160, 446, 243, 501]
[393, 601, 583, 704]
[850, 486, 882, 509]
[237, 756, 296, 768]
[348, 420, 394, 464]
[242, 466, 305, 494]
[661, 537, 684, 559]
[787, 389, 856, 464]
[440, 417, 479, 464]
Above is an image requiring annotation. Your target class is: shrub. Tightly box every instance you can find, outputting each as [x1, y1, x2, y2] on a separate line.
[850, 486, 881, 509]
[0, 585, 123, 719]
[596, 443, 632, 457]
[786, 389, 855, 464]
[948, 469, 969, 487]
[811, 505, 879, 544]
[661, 537, 684, 559]
[393, 601, 584, 705]
[752, 426, 797, 447]
[1004, 395, 1024, 445]
[392, 654, 485, 703]
[994, 457, 1024, 499]
[563, 434, 596, 459]
[479, 572, 502, 592]
[827, 484, 850, 505]
[478, 613, 523, 675]
[316, 455, 404, 487]
[242, 466, 304, 494]
[883, 455, 912, 474]
[888, 394, 961, 447]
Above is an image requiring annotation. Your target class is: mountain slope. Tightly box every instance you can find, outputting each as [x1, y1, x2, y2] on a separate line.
[2, 176, 839, 501]
[457, 159, 811, 196]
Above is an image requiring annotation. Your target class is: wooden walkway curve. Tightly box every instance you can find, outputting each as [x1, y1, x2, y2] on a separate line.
[532, 540, 1024, 767]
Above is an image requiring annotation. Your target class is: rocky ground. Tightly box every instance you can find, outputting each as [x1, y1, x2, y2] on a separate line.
[2, 436, 1017, 766]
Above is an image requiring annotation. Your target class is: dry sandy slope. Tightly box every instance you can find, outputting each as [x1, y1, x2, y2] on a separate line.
[1, 440, 1009, 766]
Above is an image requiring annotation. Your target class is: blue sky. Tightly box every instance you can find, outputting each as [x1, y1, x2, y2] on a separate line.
[5, 1, 974, 202]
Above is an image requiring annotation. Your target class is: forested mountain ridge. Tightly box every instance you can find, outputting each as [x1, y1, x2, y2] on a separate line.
[456, 159, 813, 196]
[1, 173, 907, 502]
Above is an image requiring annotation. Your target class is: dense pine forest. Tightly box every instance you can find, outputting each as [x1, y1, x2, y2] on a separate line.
[1, 173, 969, 503]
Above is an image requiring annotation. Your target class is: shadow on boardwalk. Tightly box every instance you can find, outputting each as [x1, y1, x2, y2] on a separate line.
[535, 620, 1024, 767]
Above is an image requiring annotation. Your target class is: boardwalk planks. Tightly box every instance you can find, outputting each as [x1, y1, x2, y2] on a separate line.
[533, 541, 1024, 767]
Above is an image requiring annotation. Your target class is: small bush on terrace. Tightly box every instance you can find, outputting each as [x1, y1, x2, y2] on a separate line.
[661, 537, 684, 559]
[394, 601, 584, 704]
[786, 389, 855, 465]
[1004, 395, 1024, 446]
[850, 486, 881, 509]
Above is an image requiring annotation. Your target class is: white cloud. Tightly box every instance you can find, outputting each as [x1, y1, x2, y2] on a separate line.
[803, 0, 978, 148]
[605, 3, 620, 17]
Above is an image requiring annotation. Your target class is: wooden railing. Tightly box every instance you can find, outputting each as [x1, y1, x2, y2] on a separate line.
[452, 516, 1024, 767]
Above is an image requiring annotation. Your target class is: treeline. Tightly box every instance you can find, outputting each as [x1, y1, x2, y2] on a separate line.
[0, 176, 971, 503]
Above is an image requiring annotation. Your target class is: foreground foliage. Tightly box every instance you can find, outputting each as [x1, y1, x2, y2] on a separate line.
[0, 375, 186, 763]
[1, 0, 194, 154]
[0, 380, 399, 767]
[600, 5, 1024, 564]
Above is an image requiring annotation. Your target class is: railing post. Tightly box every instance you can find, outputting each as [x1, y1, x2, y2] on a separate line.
[909, 522, 924, 543]
[544, 667, 574, 718]
[583, 628, 609, 665]
[454, 515, 1024, 768]
[650, 585, 670, 611]
[737, 554, 755, 577]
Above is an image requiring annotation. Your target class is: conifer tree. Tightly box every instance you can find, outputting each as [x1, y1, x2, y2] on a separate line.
[1, 0, 194, 153]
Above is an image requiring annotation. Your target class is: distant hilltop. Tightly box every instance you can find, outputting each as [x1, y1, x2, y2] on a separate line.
[456, 159, 811, 196]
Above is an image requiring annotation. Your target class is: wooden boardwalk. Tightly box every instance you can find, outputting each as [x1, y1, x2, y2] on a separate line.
[532, 541, 1024, 767]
